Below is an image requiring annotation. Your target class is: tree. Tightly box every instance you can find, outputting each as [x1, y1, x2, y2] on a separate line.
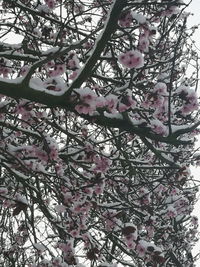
[0, 0, 199, 266]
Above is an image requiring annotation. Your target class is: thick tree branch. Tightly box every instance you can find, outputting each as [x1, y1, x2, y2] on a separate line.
[64, 0, 127, 96]
[0, 77, 195, 147]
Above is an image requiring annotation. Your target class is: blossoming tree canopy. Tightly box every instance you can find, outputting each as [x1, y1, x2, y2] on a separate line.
[0, 0, 199, 266]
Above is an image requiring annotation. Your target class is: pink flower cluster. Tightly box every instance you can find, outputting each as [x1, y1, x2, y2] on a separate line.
[123, 223, 138, 249]
[20, 65, 30, 76]
[103, 210, 120, 231]
[49, 64, 66, 77]
[119, 11, 133, 27]
[74, 3, 84, 13]
[75, 88, 136, 115]
[150, 119, 168, 136]
[143, 83, 168, 108]
[122, 224, 165, 265]
[45, 53, 80, 78]
[137, 23, 156, 52]
[83, 41, 93, 50]
[142, 82, 169, 122]
[0, 187, 8, 195]
[75, 87, 98, 115]
[118, 50, 144, 69]
[93, 156, 111, 173]
[7, 135, 60, 175]
[67, 53, 80, 79]
[177, 86, 199, 115]
[118, 94, 136, 112]
[0, 58, 11, 77]
[57, 240, 77, 265]
[138, 36, 150, 52]
[138, 187, 151, 205]
[162, 6, 179, 17]
[67, 53, 80, 70]
[153, 82, 168, 95]
[44, 0, 55, 9]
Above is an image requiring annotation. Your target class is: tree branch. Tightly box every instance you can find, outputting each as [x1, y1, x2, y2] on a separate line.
[64, 0, 127, 97]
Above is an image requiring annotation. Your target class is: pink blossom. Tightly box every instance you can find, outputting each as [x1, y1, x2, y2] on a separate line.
[55, 164, 64, 176]
[163, 6, 179, 17]
[177, 86, 199, 115]
[74, 3, 84, 13]
[136, 241, 146, 258]
[118, 50, 144, 69]
[145, 92, 165, 109]
[153, 82, 168, 95]
[49, 148, 59, 160]
[150, 119, 167, 136]
[118, 95, 136, 112]
[74, 88, 98, 115]
[48, 69, 56, 77]
[82, 186, 93, 197]
[103, 211, 119, 231]
[141, 194, 151, 205]
[94, 182, 105, 195]
[46, 60, 55, 68]
[139, 187, 148, 196]
[75, 103, 96, 115]
[138, 36, 149, 52]
[3, 199, 15, 208]
[69, 71, 78, 80]
[20, 65, 30, 76]
[67, 53, 80, 70]
[70, 229, 80, 238]
[0, 66, 11, 77]
[105, 94, 118, 113]
[81, 91, 97, 104]
[81, 201, 91, 214]
[53, 64, 66, 76]
[81, 126, 88, 137]
[119, 11, 133, 27]
[68, 59, 78, 69]
[83, 41, 93, 49]
[35, 150, 48, 162]
[0, 187, 8, 195]
[93, 156, 111, 173]
[96, 96, 106, 108]
[191, 216, 198, 226]
[166, 206, 177, 218]
[146, 226, 154, 238]
[123, 224, 138, 241]
[73, 203, 82, 213]
[45, 0, 55, 9]
[181, 103, 198, 115]
[170, 187, 179, 196]
[126, 241, 136, 250]
[58, 241, 74, 254]
[62, 192, 73, 204]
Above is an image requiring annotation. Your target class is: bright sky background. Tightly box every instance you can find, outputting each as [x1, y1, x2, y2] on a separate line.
[187, 0, 200, 264]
